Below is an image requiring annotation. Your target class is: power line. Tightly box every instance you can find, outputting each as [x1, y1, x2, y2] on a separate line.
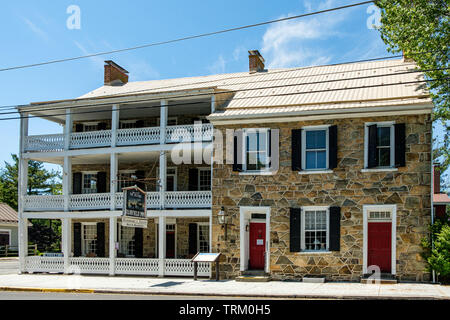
[0, 1, 374, 73]
[2, 77, 443, 122]
[3, 64, 444, 118]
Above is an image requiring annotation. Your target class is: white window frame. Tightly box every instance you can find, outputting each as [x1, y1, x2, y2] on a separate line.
[154, 219, 177, 258]
[198, 168, 211, 191]
[117, 222, 135, 257]
[197, 222, 210, 253]
[300, 206, 330, 252]
[364, 121, 395, 169]
[81, 222, 97, 256]
[0, 229, 11, 246]
[301, 125, 330, 171]
[242, 128, 271, 173]
[83, 122, 100, 132]
[363, 204, 397, 275]
[81, 171, 98, 194]
[117, 170, 136, 192]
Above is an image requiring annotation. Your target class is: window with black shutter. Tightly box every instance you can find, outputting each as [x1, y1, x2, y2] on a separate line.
[328, 125, 338, 169]
[134, 228, 143, 258]
[290, 208, 301, 252]
[291, 129, 302, 171]
[96, 222, 105, 257]
[394, 123, 406, 167]
[232, 130, 243, 172]
[188, 223, 198, 255]
[188, 168, 199, 191]
[73, 222, 82, 257]
[97, 172, 107, 193]
[329, 207, 341, 251]
[72, 172, 82, 195]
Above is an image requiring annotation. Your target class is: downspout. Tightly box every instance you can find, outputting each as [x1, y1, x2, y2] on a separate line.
[430, 121, 436, 283]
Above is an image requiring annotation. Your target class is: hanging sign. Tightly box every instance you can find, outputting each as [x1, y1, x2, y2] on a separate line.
[122, 186, 147, 228]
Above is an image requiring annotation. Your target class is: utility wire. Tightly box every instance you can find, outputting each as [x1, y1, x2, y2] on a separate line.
[0, 1, 374, 72]
[2, 76, 444, 122]
[3, 65, 444, 118]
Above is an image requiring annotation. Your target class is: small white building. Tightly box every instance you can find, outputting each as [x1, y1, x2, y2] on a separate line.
[0, 203, 19, 250]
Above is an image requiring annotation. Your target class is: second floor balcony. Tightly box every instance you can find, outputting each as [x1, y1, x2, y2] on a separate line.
[24, 123, 214, 153]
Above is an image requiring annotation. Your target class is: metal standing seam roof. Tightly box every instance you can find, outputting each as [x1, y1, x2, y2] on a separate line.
[434, 193, 450, 204]
[0, 203, 18, 224]
[75, 59, 432, 119]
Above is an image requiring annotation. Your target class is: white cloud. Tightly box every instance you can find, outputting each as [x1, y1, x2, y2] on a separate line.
[208, 55, 226, 74]
[260, 0, 350, 68]
[73, 41, 104, 70]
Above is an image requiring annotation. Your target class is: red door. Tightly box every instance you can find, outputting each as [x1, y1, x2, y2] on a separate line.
[368, 222, 392, 273]
[249, 222, 266, 270]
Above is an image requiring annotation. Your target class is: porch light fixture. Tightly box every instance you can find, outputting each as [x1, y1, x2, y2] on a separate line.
[218, 206, 229, 241]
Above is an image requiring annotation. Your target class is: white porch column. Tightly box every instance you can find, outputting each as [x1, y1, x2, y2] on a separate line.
[111, 104, 120, 147]
[63, 156, 72, 211]
[110, 153, 118, 210]
[158, 216, 166, 277]
[64, 108, 72, 150]
[62, 218, 72, 273]
[211, 94, 215, 114]
[109, 217, 117, 276]
[160, 99, 168, 144]
[159, 151, 166, 209]
[18, 112, 29, 273]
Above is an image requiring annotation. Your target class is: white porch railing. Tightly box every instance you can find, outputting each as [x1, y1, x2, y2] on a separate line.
[24, 124, 213, 153]
[24, 134, 64, 152]
[24, 256, 211, 277]
[24, 191, 211, 211]
[70, 130, 112, 149]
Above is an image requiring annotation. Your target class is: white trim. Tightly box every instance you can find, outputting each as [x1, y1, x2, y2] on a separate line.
[363, 204, 397, 275]
[361, 168, 398, 173]
[197, 222, 210, 253]
[0, 229, 12, 246]
[300, 206, 330, 252]
[241, 128, 271, 174]
[298, 170, 334, 175]
[155, 222, 177, 259]
[301, 126, 329, 171]
[239, 206, 271, 273]
[198, 167, 212, 191]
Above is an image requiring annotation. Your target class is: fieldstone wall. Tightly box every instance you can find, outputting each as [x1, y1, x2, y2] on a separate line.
[211, 114, 432, 282]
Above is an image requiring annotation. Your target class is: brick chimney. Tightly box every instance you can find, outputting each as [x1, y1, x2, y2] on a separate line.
[248, 50, 265, 73]
[104, 60, 129, 86]
[434, 164, 441, 194]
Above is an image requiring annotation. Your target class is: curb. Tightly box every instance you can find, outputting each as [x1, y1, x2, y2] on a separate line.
[0, 286, 447, 300]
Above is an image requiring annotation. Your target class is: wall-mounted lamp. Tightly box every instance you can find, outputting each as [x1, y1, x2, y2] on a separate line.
[218, 206, 229, 241]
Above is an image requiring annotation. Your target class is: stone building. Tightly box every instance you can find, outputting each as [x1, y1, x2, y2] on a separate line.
[16, 51, 434, 282]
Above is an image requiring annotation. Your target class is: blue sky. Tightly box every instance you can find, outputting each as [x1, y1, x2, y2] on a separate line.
[0, 0, 446, 182]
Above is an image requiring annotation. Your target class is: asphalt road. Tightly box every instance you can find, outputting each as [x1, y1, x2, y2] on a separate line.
[0, 259, 19, 275]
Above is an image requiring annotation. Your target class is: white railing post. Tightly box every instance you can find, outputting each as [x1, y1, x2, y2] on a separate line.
[109, 217, 117, 276]
[63, 156, 72, 211]
[62, 218, 72, 273]
[159, 151, 166, 209]
[64, 108, 72, 150]
[158, 216, 166, 277]
[160, 100, 168, 144]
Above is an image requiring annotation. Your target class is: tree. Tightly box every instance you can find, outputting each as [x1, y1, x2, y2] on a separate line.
[0, 154, 62, 210]
[376, 0, 449, 184]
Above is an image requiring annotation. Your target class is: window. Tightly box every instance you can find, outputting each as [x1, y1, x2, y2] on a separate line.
[198, 224, 210, 253]
[83, 122, 99, 132]
[157, 117, 178, 126]
[301, 207, 329, 251]
[117, 171, 136, 192]
[365, 122, 395, 168]
[82, 173, 98, 194]
[119, 225, 135, 257]
[0, 230, 11, 246]
[82, 224, 97, 256]
[119, 121, 137, 129]
[243, 129, 270, 172]
[198, 168, 211, 191]
[302, 127, 329, 170]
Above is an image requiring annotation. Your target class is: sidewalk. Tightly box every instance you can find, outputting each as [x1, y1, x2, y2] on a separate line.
[0, 274, 449, 299]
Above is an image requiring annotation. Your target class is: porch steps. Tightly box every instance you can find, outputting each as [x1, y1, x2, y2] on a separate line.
[360, 273, 398, 284]
[236, 270, 271, 282]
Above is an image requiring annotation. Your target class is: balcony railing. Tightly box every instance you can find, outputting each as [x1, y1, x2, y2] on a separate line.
[23, 191, 212, 211]
[24, 124, 213, 153]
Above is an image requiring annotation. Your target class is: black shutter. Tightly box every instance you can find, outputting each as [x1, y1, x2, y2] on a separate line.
[329, 207, 341, 251]
[290, 208, 301, 252]
[73, 223, 82, 257]
[96, 222, 105, 257]
[134, 228, 143, 258]
[75, 123, 83, 132]
[233, 130, 243, 172]
[135, 170, 146, 190]
[367, 124, 378, 168]
[291, 129, 302, 171]
[188, 168, 199, 191]
[394, 123, 406, 167]
[97, 172, 107, 193]
[72, 172, 82, 195]
[328, 125, 338, 169]
[135, 120, 145, 128]
[97, 122, 107, 130]
[188, 223, 198, 255]
[268, 129, 272, 168]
